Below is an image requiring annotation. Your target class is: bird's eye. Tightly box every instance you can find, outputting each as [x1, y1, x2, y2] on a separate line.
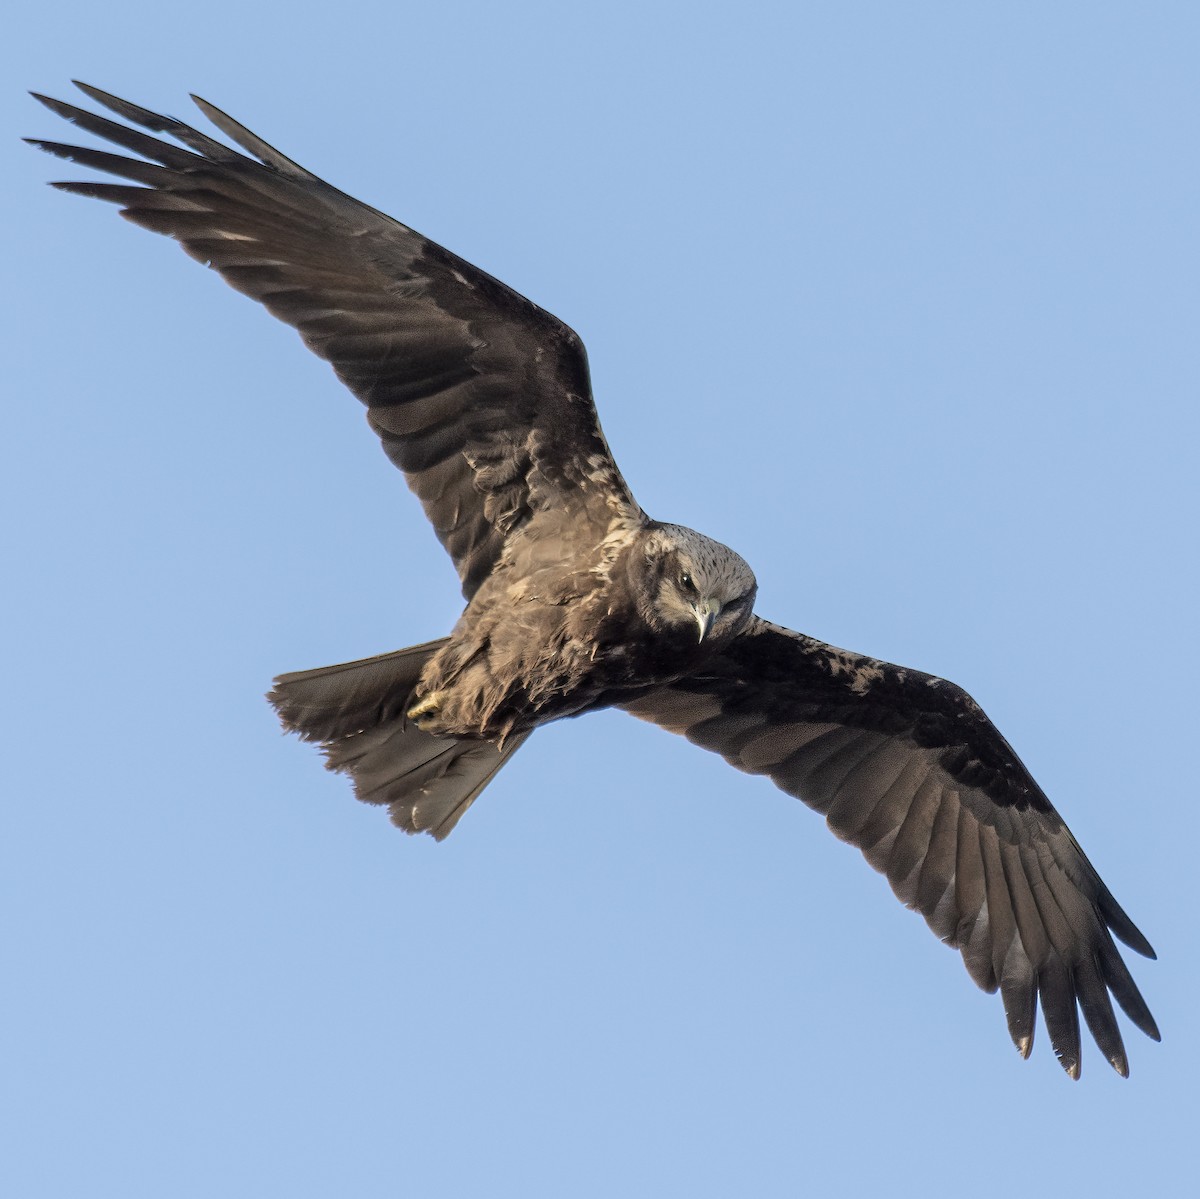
[679, 572, 696, 594]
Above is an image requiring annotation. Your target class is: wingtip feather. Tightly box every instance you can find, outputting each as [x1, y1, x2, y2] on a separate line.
[30, 92, 75, 119]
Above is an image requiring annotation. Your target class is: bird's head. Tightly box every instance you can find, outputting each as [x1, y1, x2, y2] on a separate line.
[632, 523, 757, 645]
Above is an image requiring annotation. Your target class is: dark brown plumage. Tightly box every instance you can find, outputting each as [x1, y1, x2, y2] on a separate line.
[30, 83, 1158, 1078]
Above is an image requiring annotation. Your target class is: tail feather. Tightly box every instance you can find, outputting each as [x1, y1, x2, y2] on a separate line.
[269, 638, 448, 743]
[268, 639, 525, 840]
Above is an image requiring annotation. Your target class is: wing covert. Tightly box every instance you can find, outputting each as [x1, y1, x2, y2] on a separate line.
[620, 617, 1159, 1077]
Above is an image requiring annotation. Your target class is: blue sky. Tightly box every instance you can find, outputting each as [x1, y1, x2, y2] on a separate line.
[6, 3, 1198, 1195]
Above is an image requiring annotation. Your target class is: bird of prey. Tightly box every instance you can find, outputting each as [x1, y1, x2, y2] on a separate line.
[30, 83, 1158, 1079]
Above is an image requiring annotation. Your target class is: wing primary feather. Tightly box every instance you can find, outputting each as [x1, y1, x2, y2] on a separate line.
[190, 94, 319, 178]
[995, 840, 1050, 1059]
[998, 937, 1038, 1060]
[978, 824, 1038, 1055]
[978, 822, 1020, 988]
[997, 837, 1050, 968]
[1093, 932, 1162, 1042]
[1018, 840, 1078, 961]
[31, 93, 202, 168]
[1095, 888, 1156, 959]
[24, 138, 174, 187]
[1072, 954, 1129, 1077]
[71, 81, 243, 162]
[1037, 955, 1083, 1079]
[1037, 842, 1158, 1034]
[1041, 830, 1156, 959]
[48, 180, 150, 206]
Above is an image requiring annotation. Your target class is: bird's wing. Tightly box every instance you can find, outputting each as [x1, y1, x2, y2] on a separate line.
[29, 84, 641, 598]
[619, 617, 1158, 1078]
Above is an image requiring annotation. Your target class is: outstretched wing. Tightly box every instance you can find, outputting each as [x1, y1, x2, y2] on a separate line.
[29, 83, 641, 598]
[620, 617, 1158, 1078]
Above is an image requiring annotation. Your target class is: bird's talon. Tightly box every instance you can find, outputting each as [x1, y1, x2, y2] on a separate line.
[406, 693, 443, 728]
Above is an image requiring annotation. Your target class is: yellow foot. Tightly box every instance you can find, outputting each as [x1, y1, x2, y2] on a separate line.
[406, 692, 445, 729]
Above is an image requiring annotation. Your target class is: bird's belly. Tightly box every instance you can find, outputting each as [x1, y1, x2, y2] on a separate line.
[413, 622, 702, 742]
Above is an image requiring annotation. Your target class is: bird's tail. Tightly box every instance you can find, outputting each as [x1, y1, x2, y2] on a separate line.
[268, 639, 526, 840]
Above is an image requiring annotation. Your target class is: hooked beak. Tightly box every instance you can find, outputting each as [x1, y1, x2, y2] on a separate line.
[693, 597, 722, 642]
